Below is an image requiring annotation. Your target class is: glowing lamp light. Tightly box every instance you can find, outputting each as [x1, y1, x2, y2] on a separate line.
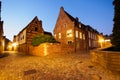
[2, 40, 4, 47]
[43, 44, 48, 56]
[99, 39, 104, 43]
[105, 39, 111, 42]
[8, 45, 12, 48]
[12, 43, 18, 47]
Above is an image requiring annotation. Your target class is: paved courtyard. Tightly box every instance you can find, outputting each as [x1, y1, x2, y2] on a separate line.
[0, 51, 119, 80]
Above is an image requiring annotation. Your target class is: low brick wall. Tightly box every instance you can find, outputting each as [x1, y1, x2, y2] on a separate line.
[29, 43, 75, 56]
[90, 49, 120, 72]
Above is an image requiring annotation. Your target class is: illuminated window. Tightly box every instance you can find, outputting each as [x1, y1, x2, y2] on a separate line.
[66, 29, 72, 37]
[79, 32, 82, 39]
[59, 33, 61, 39]
[83, 34, 85, 40]
[79, 24, 81, 28]
[76, 30, 78, 38]
[54, 34, 56, 38]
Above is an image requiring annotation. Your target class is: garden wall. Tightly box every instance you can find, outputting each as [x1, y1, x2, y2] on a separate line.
[91, 49, 120, 72]
[29, 43, 75, 56]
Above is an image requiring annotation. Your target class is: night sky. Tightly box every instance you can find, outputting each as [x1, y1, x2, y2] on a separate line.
[1, 0, 114, 41]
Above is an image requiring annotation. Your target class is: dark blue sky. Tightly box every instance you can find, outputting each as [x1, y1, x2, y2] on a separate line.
[2, 0, 114, 40]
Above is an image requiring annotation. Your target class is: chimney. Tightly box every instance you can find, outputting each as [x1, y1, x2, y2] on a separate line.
[76, 17, 79, 21]
[60, 6, 64, 11]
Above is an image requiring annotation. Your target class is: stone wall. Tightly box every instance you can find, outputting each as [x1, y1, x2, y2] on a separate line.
[91, 49, 120, 72]
[29, 43, 75, 56]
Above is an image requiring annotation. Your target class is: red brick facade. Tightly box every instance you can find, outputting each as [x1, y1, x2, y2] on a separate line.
[29, 43, 75, 56]
[54, 7, 101, 52]
[14, 16, 51, 53]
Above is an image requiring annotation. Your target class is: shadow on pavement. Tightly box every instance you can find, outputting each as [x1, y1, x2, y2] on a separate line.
[0, 53, 9, 58]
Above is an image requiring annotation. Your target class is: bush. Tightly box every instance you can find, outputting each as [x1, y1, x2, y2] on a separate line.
[32, 34, 57, 46]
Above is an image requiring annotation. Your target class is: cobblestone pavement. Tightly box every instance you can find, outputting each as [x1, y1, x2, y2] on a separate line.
[0, 51, 119, 80]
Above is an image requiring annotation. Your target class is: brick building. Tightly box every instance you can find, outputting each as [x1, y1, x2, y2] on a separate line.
[0, 1, 4, 53]
[54, 7, 102, 52]
[14, 16, 51, 53]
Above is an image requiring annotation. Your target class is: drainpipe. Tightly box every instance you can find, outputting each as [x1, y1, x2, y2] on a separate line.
[74, 22, 76, 53]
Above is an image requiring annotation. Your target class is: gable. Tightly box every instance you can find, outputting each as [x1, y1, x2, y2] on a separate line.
[26, 17, 44, 33]
[54, 7, 74, 33]
[18, 16, 44, 35]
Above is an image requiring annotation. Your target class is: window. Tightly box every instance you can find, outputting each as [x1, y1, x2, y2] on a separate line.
[79, 32, 82, 39]
[64, 24, 67, 28]
[54, 34, 56, 38]
[91, 33, 93, 39]
[59, 33, 61, 39]
[68, 41, 72, 44]
[36, 21, 38, 24]
[76, 30, 78, 38]
[23, 35, 24, 39]
[79, 24, 81, 28]
[83, 34, 85, 40]
[66, 29, 72, 37]
[89, 40, 91, 47]
[88, 31, 90, 38]
[35, 27, 38, 31]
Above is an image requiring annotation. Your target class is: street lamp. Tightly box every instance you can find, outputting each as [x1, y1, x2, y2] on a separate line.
[12, 42, 18, 51]
[98, 38, 104, 48]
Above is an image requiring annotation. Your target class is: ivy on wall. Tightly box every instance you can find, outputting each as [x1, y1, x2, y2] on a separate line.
[32, 34, 57, 46]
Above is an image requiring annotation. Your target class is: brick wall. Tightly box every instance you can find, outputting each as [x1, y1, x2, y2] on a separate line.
[29, 43, 75, 56]
[107, 53, 120, 71]
[18, 43, 28, 53]
[91, 49, 120, 72]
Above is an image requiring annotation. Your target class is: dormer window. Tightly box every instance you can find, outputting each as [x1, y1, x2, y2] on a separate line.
[79, 24, 81, 28]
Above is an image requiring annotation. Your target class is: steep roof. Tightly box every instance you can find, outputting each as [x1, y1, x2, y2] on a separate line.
[62, 7, 100, 33]
[61, 7, 82, 26]
[18, 16, 40, 35]
[63, 8, 86, 29]
[64, 11, 76, 21]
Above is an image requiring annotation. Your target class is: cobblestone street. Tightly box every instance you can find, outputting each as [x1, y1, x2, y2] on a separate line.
[0, 51, 119, 80]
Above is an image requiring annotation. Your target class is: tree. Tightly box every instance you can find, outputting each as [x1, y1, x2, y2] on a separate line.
[111, 0, 120, 51]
